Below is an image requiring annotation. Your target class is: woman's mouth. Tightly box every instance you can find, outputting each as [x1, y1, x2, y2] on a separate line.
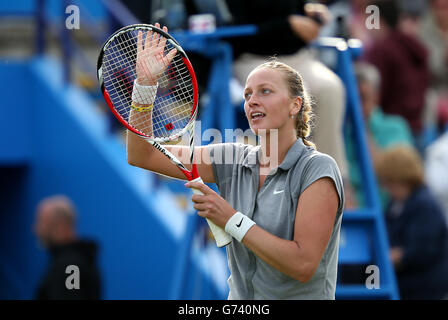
[250, 112, 266, 121]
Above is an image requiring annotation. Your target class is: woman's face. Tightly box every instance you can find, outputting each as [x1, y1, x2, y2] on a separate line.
[243, 67, 299, 136]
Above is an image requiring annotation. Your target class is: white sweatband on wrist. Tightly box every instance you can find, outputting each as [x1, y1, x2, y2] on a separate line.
[131, 79, 158, 105]
[225, 212, 256, 242]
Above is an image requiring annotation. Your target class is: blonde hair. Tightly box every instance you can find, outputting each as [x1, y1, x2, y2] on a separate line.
[252, 59, 316, 149]
[375, 145, 424, 189]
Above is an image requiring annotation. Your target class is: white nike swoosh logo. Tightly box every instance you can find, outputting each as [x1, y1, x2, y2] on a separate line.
[273, 190, 284, 195]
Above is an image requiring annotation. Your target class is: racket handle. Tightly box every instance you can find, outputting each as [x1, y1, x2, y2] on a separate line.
[191, 177, 232, 247]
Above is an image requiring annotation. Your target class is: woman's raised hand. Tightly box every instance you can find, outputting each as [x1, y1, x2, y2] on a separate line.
[136, 23, 177, 86]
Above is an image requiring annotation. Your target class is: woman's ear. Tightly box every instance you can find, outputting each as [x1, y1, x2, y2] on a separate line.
[291, 96, 302, 117]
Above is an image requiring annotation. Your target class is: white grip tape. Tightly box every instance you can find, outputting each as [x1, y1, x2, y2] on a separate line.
[191, 177, 232, 247]
[132, 79, 158, 105]
[225, 211, 256, 242]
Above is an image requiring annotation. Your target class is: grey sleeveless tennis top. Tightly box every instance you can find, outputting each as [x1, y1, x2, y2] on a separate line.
[207, 139, 344, 299]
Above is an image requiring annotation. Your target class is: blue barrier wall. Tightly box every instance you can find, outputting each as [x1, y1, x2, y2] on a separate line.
[0, 58, 226, 299]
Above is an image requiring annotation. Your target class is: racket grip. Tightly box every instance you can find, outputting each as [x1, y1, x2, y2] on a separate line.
[191, 177, 232, 247]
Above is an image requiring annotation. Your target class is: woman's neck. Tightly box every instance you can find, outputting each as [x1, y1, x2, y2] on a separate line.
[259, 130, 298, 170]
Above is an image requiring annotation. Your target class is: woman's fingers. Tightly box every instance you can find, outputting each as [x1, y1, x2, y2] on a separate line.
[137, 31, 143, 54]
[193, 202, 209, 212]
[136, 24, 175, 81]
[158, 25, 169, 49]
[146, 29, 155, 51]
[158, 35, 167, 53]
[163, 48, 177, 66]
[151, 23, 163, 50]
[140, 24, 169, 53]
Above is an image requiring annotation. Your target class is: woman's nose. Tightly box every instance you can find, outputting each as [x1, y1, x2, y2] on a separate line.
[247, 94, 259, 107]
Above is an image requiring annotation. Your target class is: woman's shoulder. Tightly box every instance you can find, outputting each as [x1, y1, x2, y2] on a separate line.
[290, 147, 345, 210]
[301, 148, 340, 170]
[288, 146, 343, 185]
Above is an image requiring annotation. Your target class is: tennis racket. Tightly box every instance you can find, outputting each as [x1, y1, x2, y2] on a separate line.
[97, 24, 232, 247]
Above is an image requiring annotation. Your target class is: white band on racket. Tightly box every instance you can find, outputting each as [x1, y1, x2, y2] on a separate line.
[225, 212, 256, 242]
[190, 177, 232, 247]
[132, 79, 158, 105]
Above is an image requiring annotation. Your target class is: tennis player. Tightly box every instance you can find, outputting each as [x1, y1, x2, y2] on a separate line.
[127, 24, 344, 299]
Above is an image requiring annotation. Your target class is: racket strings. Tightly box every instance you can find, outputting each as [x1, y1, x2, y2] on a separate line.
[101, 28, 195, 139]
[103, 31, 190, 133]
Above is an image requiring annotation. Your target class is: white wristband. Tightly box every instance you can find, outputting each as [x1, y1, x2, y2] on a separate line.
[225, 212, 256, 242]
[131, 79, 158, 105]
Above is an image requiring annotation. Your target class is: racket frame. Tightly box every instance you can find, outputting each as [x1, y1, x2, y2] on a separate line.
[97, 24, 231, 247]
[98, 24, 199, 143]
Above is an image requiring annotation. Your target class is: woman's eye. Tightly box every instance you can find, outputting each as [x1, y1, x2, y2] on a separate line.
[262, 88, 271, 94]
[244, 92, 252, 100]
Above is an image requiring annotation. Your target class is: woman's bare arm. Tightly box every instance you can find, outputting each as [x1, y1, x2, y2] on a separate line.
[126, 131, 216, 183]
[242, 177, 339, 282]
[187, 177, 339, 282]
[126, 23, 215, 183]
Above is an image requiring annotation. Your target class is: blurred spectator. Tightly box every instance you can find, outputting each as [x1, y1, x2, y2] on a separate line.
[418, 0, 448, 131]
[364, 0, 429, 138]
[425, 131, 448, 226]
[419, 0, 448, 91]
[33, 195, 101, 300]
[320, 0, 376, 50]
[375, 146, 448, 300]
[225, 0, 352, 198]
[347, 62, 414, 207]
